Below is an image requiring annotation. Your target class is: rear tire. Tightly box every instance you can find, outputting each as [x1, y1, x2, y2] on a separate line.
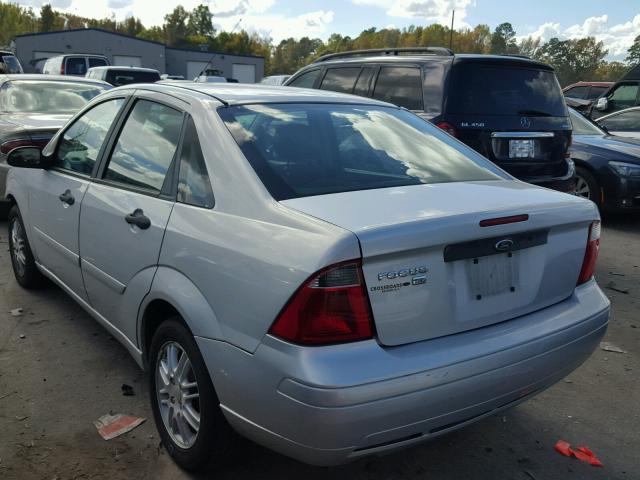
[7, 205, 46, 289]
[575, 167, 600, 208]
[149, 318, 235, 472]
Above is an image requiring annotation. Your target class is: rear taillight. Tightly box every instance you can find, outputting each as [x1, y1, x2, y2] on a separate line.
[436, 121, 458, 137]
[0, 138, 50, 155]
[577, 221, 601, 285]
[60, 63, 65, 75]
[269, 260, 374, 345]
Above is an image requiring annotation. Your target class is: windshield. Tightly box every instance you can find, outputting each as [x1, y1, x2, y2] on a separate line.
[1, 55, 23, 74]
[570, 108, 604, 135]
[0, 80, 108, 113]
[219, 103, 504, 200]
[448, 64, 567, 117]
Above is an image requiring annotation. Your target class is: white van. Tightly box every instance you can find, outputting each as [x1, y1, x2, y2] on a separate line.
[42, 54, 109, 76]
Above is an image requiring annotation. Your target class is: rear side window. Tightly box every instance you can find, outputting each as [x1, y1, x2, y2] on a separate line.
[105, 70, 161, 86]
[288, 69, 321, 88]
[55, 98, 124, 175]
[1, 55, 22, 74]
[219, 103, 502, 200]
[447, 64, 567, 117]
[373, 67, 424, 110]
[177, 117, 214, 208]
[89, 57, 107, 68]
[66, 57, 87, 75]
[104, 100, 183, 192]
[320, 68, 361, 94]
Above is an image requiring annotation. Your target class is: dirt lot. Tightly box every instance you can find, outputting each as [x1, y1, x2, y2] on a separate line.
[0, 215, 638, 480]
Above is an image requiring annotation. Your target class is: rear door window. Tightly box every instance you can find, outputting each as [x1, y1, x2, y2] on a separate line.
[287, 69, 321, 89]
[447, 64, 567, 117]
[66, 57, 87, 75]
[103, 100, 183, 192]
[320, 68, 361, 94]
[89, 57, 108, 68]
[372, 67, 423, 110]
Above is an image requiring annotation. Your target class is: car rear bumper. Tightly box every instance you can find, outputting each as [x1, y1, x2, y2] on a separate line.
[196, 279, 609, 466]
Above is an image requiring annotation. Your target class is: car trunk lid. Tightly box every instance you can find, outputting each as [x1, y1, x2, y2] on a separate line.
[281, 181, 597, 346]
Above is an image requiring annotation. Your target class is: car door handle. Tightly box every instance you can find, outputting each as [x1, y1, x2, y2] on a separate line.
[59, 190, 75, 206]
[125, 209, 151, 230]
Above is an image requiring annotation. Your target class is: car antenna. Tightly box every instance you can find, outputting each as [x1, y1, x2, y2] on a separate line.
[196, 18, 242, 80]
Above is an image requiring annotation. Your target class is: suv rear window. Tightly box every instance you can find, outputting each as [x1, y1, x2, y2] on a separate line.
[219, 103, 502, 200]
[105, 70, 160, 86]
[447, 64, 567, 117]
[373, 67, 423, 110]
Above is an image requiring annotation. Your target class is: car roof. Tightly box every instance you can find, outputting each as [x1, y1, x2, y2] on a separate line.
[306, 52, 552, 70]
[47, 54, 107, 59]
[564, 81, 613, 89]
[0, 73, 111, 87]
[129, 82, 395, 107]
[89, 66, 159, 73]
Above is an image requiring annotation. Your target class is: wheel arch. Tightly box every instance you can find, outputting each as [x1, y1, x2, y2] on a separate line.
[138, 266, 224, 367]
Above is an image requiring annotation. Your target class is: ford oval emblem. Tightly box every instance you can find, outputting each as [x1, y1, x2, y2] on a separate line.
[520, 117, 531, 129]
[495, 238, 515, 252]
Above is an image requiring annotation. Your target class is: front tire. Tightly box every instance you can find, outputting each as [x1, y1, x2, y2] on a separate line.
[575, 167, 601, 208]
[8, 205, 46, 289]
[149, 318, 235, 471]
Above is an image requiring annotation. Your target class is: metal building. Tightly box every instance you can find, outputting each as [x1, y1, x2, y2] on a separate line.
[13, 28, 264, 82]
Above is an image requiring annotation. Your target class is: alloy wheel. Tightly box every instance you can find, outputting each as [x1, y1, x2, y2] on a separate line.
[575, 175, 591, 199]
[155, 341, 201, 449]
[10, 218, 27, 278]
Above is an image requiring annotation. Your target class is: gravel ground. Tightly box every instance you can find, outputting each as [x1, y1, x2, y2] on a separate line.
[0, 215, 638, 480]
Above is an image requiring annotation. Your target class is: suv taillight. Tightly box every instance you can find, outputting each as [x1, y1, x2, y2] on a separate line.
[269, 260, 374, 345]
[577, 221, 601, 285]
[436, 121, 458, 137]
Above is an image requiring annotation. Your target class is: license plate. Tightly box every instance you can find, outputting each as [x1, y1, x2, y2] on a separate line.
[509, 139, 535, 158]
[467, 253, 518, 299]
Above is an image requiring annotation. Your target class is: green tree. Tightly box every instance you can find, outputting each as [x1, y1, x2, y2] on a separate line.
[188, 4, 214, 37]
[626, 34, 640, 65]
[39, 4, 56, 32]
[490, 22, 517, 54]
[537, 37, 608, 86]
[164, 5, 190, 46]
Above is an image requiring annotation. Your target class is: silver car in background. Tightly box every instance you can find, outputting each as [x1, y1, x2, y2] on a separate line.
[0, 74, 110, 217]
[4, 84, 609, 471]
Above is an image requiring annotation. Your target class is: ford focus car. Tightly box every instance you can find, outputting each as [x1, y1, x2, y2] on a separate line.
[4, 83, 609, 471]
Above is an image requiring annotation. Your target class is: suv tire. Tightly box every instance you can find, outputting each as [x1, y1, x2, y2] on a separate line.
[149, 318, 235, 471]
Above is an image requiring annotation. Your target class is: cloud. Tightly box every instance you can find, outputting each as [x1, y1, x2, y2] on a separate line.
[352, 0, 471, 27]
[210, 0, 275, 18]
[107, 0, 133, 8]
[18, 0, 72, 8]
[524, 14, 640, 59]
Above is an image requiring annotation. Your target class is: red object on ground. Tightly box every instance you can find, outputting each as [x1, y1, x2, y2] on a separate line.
[554, 440, 604, 467]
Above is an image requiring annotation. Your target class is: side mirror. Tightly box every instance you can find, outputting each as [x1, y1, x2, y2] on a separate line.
[595, 97, 608, 111]
[6, 147, 48, 169]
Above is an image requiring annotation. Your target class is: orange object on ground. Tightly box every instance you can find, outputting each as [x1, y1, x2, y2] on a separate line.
[554, 440, 604, 467]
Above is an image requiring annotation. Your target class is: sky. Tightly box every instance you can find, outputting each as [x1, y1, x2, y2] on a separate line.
[13, 0, 640, 59]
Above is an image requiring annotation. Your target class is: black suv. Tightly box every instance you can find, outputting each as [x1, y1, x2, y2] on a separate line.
[590, 64, 640, 120]
[285, 48, 574, 192]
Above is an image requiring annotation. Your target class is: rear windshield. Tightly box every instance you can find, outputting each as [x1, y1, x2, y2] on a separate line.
[447, 64, 567, 117]
[105, 70, 160, 86]
[569, 108, 604, 135]
[0, 80, 109, 113]
[219, 103, 503, 200]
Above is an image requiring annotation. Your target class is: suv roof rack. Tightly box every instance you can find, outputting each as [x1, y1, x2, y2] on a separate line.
[312, 47, 454, 63]
[498, 53, 531, 59]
